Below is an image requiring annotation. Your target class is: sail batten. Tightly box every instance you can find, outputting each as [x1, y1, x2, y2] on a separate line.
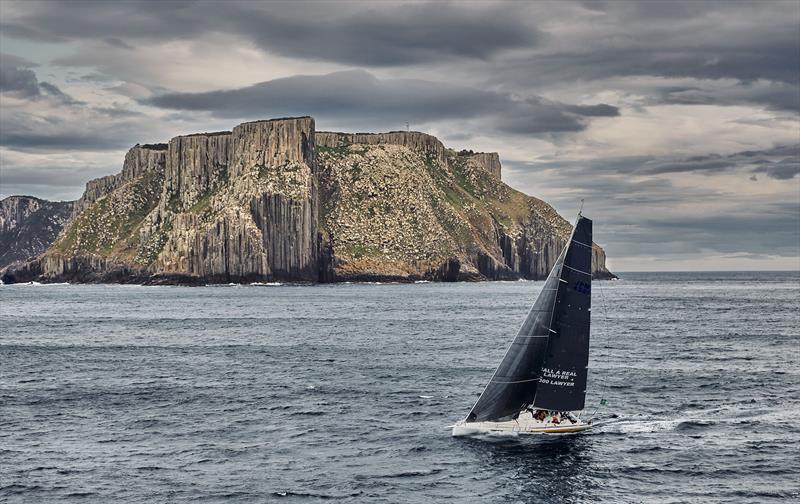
[465, 215, 592, 422]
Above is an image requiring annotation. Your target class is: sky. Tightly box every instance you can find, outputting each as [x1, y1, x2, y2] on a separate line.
[0, 0, 798, 272]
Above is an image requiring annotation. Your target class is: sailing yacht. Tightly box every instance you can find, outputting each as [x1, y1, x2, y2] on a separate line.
[452, 213, 594, 435]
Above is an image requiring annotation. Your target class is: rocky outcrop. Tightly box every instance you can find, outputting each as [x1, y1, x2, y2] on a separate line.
[317, 131, 446, 162]
[74, 144, 167, 216]
[466, 152, 501, 179]
[317, 131, 503, 180]
[0, 196, 75, 269]
[2, 116, 613, 284]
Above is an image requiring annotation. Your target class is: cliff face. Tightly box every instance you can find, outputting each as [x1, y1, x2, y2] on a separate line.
[150, 119, 318, 281]
[4, 117, 319, 284]
[316, 133, 613, 281]
[0, 196, 75, 270]
[73, 144, 167, 216]
[2, 117, 613, 284]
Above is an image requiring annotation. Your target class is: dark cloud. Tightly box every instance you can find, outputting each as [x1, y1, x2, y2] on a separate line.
[0, 129, 135, 151]
[560, 1, 799, 84]
[0, 97, 160, 152]
[562, 104, 620, 117]
[0, 52, 38, 68]
[655, 82, 800, 112]
[0, 61, 41, 97]
[478, 2, 800, 113]
[642, 146, 800, 179]
[104, 37, 134, 50]
[0, 58, 82, 104]
[146, 70, 618, 135]
[739, 144, 800, 159]
[3, 1, 797, 112]
[77, 72, 115, 83]
[38, 81, 83, 105]
[242, 2, 539, 66]
[7, 1, 796, 83]
[2, 1, 538, 66]
[751, 157, 800, 180]
[512, 144, 800, 179]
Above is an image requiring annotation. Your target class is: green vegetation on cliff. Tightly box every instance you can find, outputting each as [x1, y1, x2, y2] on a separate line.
[52, 171, 163, 259]
[316, 141, 581, 281]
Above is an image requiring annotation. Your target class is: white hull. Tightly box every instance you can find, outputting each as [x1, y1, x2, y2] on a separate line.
[451, 411, 592, 436]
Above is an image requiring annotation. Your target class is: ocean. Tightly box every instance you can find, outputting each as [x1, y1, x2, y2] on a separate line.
[1, 272, 798, 503]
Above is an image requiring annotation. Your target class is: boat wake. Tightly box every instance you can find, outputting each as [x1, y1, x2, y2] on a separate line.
[451, 424, 523, 439]
[591, 401, 800, 435]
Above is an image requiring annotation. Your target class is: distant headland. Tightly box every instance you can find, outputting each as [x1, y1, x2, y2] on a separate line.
[1, 116, 614, 285]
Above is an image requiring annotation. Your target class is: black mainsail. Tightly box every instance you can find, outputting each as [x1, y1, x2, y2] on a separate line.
[466, 215, 592, 422]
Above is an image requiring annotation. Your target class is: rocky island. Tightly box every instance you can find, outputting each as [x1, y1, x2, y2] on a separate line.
[1, 116, 614, 284]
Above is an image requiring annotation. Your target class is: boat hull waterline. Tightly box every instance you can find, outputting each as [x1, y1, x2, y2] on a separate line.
[451, 418, 593, 436]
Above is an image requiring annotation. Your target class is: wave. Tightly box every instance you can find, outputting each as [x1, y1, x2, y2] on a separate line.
[451, 424, 520, 438]
[598, 418, 683, 434]
[272, 490, 362, 499]
[2, 281, 70, 287]
[594, 399, 800, 435]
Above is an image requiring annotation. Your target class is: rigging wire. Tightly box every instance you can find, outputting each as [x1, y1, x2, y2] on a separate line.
[588, 273, 614, 421]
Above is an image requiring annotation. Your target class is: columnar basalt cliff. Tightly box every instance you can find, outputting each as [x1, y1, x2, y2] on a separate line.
[4, 117, 319, 284]
[2, 116, 613, 284]
[0, 196, 75, 269]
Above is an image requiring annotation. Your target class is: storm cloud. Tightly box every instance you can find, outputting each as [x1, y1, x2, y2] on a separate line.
[147, 70, 619, 134]
[0, 57, 78, 103]
[510, 145, 800, 180]
[1, 1, 539, 66]
[0, 61, 40, 97]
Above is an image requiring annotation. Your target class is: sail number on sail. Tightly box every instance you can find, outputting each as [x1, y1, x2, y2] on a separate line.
[574, 280, 591, 295]
[540, 367, 577, 387]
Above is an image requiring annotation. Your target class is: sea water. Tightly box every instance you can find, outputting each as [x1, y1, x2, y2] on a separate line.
[1, 272, 798, 503]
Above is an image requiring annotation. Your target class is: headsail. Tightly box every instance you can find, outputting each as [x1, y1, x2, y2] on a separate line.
[466, 215, 592, 422]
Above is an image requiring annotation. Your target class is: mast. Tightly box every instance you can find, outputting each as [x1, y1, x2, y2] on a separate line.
[466, 214, 592, 422]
